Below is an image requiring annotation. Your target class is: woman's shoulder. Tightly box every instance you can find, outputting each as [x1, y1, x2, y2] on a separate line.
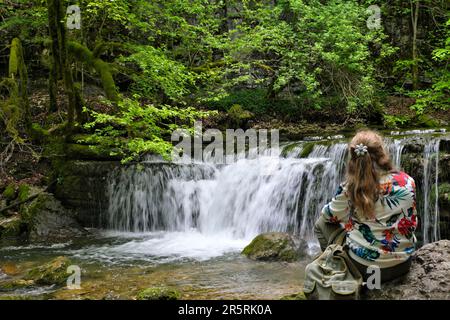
[383, 170, 416, 190]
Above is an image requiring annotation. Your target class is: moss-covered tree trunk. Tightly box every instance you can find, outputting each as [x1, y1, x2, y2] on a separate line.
[0, 37, 30, 143]
[8, 38, 31, 130]
[47, 0, 83, 128]
[67, 41, 119, 102]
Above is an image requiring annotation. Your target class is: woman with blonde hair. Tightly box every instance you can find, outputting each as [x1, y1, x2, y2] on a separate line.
[314, 129, 417, 282]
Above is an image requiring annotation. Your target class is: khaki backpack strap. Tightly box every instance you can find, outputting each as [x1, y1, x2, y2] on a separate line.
[327, 228, 347, 247]
[338, 249, 363, 281]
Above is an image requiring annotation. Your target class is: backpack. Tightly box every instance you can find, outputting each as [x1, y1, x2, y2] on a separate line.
[303, 231, 363, 300]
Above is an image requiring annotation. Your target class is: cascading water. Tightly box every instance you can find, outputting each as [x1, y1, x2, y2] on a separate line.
[107, 155, 345, 250]
[106, 133, 446, 260]
[421, 139, 440, 244]
[387, 137, 406, 168]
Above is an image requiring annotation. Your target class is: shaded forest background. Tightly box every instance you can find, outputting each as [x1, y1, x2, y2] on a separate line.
[0, 0, 449, 185]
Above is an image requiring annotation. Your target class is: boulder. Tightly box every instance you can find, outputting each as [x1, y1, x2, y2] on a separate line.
[0, 215, 24, 239]
[0, 279, 35, 291]
[20, 193, 87, 243]
[136, 286, 181, 300]
[242, 232, 302, 262]
[365, 240, 450, 300]
[25, 256, 71, 286]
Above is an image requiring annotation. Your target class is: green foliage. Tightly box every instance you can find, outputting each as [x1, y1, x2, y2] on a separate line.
[208, 89, 269, 114]
[210, 0, 391, 113]
[2, 184, 17, 201]
[0, 0, 448, 139]
[17, 184, 31, 202]
[0, 1, 48, 44]
[409, 19, 450, 115]
[383, 114, 411, 129]
[82, 98, 216, 163]
[120, 45, 196, 102]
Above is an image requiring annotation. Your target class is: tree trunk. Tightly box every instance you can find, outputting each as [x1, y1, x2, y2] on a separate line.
[47, 0, 82, 128]
[411, 0, 420, 90]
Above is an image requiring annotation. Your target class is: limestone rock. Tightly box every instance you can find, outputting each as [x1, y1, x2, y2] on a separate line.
[21, 193, 87, 243]
[365, 240, 450, 300]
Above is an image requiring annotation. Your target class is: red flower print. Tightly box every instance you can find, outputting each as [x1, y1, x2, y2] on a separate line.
[379, 181, 392, 195]
[392, 172, 408, 187]
[397, 217, 415, 236]
[345, 219, 354, 231]
[329, 216, 340, 224]
[383, 229, 394, 241]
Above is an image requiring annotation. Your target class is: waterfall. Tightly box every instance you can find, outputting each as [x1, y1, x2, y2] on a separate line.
[106, 135, 446, 255]
[421, 139, 440, 244]
[107, 143, 347, 242]
[387, 137, 406, 169]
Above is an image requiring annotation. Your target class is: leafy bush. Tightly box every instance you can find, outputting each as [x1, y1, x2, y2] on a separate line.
[120, 46, 196, 102]
[82, 97, 215, 163]
[409, 19, 450, 115]
[383, 114, 410, 129]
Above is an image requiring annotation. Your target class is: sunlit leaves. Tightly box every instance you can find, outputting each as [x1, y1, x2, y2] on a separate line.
[82, 98, 216, 163]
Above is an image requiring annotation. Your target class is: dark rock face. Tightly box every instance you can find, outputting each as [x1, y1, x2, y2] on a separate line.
[365, 240, 450, 300]
[54, 160, 120, 227]
[242, 232, 304, 262]
[21, 193, 87, 243]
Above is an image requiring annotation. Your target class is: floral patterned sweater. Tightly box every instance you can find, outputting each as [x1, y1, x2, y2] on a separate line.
[321, 171, 417, 268]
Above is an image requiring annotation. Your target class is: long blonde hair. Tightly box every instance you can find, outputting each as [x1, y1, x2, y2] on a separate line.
[346, 130, 393, 219]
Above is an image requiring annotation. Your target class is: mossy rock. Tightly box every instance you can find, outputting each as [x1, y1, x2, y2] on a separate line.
[136, 287, 181, 300]
[437, 183, 450, 208]
[280, 292, 306, 300]
[17, 184, 31, 202]
[227, 104, 254, 127]
[300, 142, 315, 158]
[20, 193, 86, 243]
[2, 183, 17, 201]
[65, 143, 120, 160]
[0, 215, 24, 239]
[0, 279, 35, 291]
[439, 154, 450, 182]
[242, 232, 300, 262]
[30, 123, 50, 143]
[281, 142, 300, 157]
[25, 256, 71, 286]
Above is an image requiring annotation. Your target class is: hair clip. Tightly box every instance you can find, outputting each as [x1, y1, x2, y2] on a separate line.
[354, 143, 368, 157]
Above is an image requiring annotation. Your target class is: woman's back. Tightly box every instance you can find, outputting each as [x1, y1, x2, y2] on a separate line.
[334, 170, 417, 268]
[315, 129, 417, 284]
